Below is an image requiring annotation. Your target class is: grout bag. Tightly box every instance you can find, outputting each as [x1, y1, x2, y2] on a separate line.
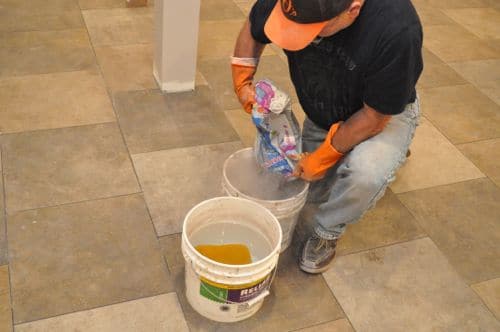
[252, 79, 302, 178]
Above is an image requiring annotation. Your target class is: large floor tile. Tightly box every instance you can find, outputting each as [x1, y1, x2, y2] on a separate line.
[424, 24, 498, 62]
[337, 190, 425, 256]
[0, 153, 6, 266]
[457, 138, 500, 187]
[413, 0, 497, 9]
[444, 8, 500, 40]
[79, 0, 154, 9]
[448, 59, 500, 85]
[200, 0, 245, 20]
[297, 319, 354, 332]
[1, 123, 140, 213]
[398, 178, 500, 284]
[472, 278, 500, 320]
[0, 70, 115, 134]
[133, 141, 242, 236]
[323, 238, 500, 332]
[199, 55, 297, 111]
[390, 118, 484, 193]
[0, 266, 12, 332]
[473, 79, 500, 106]
[160, 234, 344, 332]
[419, 84, 500, 144]
[83, 7, 153, 46]
[0, 0, 83, 32]
[8, 194, 171, 323]
[0, 29, 96, 78]
[415, 8, 454, 26]
[95, 43, 158, 92]
[114, 87, 239, 154]
[15, 293, 188, 332]
[417, 48, 466, 89]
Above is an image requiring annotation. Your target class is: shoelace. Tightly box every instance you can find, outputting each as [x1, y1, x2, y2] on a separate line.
[313, 236, 330, 253]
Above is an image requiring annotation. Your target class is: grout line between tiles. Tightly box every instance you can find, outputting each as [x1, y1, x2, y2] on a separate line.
[392, 175, 490, 195]
[319, 273, 358, 332]
[0, 120, 117, 137]
[13, 291, 175, 327]
[287, 318, 339, 332]
[470, 282, 500, 321]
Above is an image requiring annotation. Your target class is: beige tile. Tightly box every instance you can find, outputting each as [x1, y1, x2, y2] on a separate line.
[79, 0, 127, 9]
[200, 0, 245, 20]
[444, 8, 500, 40]
[415, 8, 454, 26]
[15, 293, 188, 332]
[95, 43, 158, 92]
[224, 109, 255, 147]
[323, 238, 500, 332]
[0, 29, 96, 78]
[0, 153, 6, 266]
[160, 234, 344, 331]
[390, 117, 484, 193]
[234, 1, 253, 16]
[0, 266, 12, 332]
[8, 195, 171, 324]
[132, 141, 242, 236]
[424, 24, 499, 62]
[199, 55, 297, 111]
[195, 71, 208, 86]
[83, 8, 153, 46]
[417, 48, 466, 89]
[1, 123, 140, 213]
[475, 79, 500, 105]
[113, 87, 239, 154]
[419, 84, 500, 144]
[413, 0, 497, 9]
[0, 70, 115, 134]
[198, 19, 274, 60]
[449, 59, 500, 84]
[472, 278, 500, 320]
[297, 319, 354, 332]
[0, 0, 83, 32]
[337, 190, 425, 256]
[398, 178, 500, 284]
[458, 138, 500, 186]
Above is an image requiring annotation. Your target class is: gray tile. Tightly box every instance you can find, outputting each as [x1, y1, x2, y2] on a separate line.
[200, 0, 245, 20]
[0, 266, 11, 332]
[160, 234, 344, 332]
[297, 319, 355, 332]
[398, 178, 500, 284]
[199, 55, 297, 111]
[0, 0, 83, 32]
[15, 293, 188, 332]
[0, 29, 96, 78]
[132, 141, 242, 236]
[82, 7, 153, 46]
[8, 194, 172, 324]
[113, 87, 239, 154]
[1, 123, 140, 213]
[419, 84, 500, 144]
[0, 152, 6, 265]
[0, 70, 116, 134]
[323, 238, 500, 332]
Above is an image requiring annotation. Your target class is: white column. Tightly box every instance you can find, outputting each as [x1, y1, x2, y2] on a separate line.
[153, 0, 201, 92]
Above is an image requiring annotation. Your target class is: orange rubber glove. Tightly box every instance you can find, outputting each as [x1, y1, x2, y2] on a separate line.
[231, 57, 258, 114]
[294, 122, 344, 181]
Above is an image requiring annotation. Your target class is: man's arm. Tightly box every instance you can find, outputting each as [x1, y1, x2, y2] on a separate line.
[331, 104, 391, 154]
[233, 20, 266, 58]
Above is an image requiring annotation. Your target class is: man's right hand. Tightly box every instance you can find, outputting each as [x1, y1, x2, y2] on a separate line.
[231, 57, 258, 113]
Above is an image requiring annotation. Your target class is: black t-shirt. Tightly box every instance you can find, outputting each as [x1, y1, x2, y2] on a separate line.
[250, 0, 423, 130]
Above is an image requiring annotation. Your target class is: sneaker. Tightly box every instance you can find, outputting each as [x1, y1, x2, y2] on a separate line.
[299, 234, 337, 274]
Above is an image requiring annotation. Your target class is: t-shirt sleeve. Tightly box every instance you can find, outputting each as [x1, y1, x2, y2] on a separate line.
[249, 0, 276, 44]
[363, 26, 423, 115]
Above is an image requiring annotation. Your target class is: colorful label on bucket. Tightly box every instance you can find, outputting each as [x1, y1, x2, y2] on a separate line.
[199, 271, 273, 304]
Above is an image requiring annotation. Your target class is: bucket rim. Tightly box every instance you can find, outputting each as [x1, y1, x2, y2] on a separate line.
[182, 196, 282, 269]
[222, 147, 309, 204]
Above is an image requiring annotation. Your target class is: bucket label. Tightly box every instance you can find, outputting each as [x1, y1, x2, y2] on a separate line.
[199, 272, 272, 304]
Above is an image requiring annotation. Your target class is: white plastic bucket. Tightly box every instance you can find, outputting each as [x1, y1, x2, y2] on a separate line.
[222, 148, 309, 251]
[182, 197, 282, 322]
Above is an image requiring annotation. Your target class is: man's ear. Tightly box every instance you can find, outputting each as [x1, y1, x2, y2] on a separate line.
[347, 1, 363, 18]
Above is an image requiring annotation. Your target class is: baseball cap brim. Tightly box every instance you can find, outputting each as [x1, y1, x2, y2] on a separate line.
[264, 1, 328, 51]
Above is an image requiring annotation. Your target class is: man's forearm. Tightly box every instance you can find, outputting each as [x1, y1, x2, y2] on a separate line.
[330, 104, 391, 153]
[233, 20, 266, 58]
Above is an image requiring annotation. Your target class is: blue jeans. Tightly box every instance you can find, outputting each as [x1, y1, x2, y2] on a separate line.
[302, 100, 420, 240]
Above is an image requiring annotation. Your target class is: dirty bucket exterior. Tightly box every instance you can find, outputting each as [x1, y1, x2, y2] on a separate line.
[182, 197, 282, 322]
[222, 148, 309, 251]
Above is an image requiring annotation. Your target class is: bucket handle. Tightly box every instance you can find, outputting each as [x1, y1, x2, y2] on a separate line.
[199, 265, 278, 306]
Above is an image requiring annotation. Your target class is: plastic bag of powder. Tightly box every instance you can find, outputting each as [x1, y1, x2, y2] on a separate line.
[252, 79, 302, 178]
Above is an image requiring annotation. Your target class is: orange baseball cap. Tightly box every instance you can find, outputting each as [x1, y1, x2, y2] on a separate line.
[264, 0, 346, 51]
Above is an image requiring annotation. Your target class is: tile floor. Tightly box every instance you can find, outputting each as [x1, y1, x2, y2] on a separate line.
[0, 0, 499, 331]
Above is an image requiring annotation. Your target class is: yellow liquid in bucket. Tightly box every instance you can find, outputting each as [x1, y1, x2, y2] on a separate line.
[195, 244, 252, 265]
